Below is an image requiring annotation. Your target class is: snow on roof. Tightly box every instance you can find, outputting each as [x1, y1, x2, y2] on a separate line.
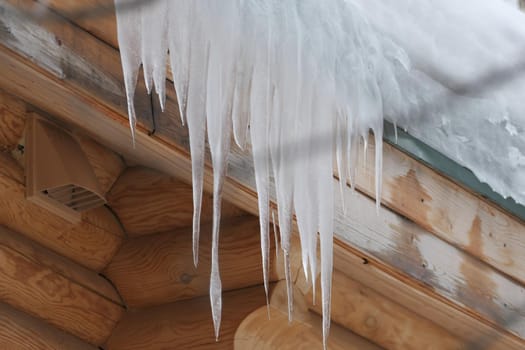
[355, 0, 525, 206]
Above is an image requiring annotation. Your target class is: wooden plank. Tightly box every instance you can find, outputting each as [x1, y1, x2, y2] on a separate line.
[0, 302, 97, 350]
[0, 225, 122, 305]
[0, 89, 25, 152]
[0, 152, 124, 271]
[235, 306, 382, 350]
[0, 2, 523, 347]
[104, 216, 279, 307]
[330, 240, 525, 350]
[107, 166, 246, 236]
[299, 269, 464, 350]
[334, 183, 525, 340]
[354, 136, 525, 285]
[0, 230, 124, 345]
[43, 0, 119, 48]
[105, 285, 269, 350]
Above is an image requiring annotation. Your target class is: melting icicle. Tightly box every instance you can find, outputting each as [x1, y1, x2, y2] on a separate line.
[114, 0, 416, 347]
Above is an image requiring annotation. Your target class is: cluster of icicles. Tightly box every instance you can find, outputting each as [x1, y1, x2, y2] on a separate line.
[115, 0, 409, 347]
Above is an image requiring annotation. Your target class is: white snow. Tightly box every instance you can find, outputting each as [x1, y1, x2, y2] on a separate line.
[114, 0, 525, 347]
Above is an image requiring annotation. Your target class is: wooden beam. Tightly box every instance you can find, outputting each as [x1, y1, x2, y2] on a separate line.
[300, 269, 464, 350]
[0, 225, 122, 305]
[235, 306, 382, 350]
[43, 0, 119, 49]
[0, 89, 25, 152]
[330, 240, 525, 350]
[105, 285, 270, 350]
[0, 226, 124, 345]
[0, 302, 97, 350]
[0, 152, 124, 270]
[107, 166, 245, 236]
[354, 135, 525, 285]
[104, 216, 279, 308]
[0, 1, 523, 347]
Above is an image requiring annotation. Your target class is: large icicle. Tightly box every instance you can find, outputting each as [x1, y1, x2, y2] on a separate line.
[114, 0, 421, 347]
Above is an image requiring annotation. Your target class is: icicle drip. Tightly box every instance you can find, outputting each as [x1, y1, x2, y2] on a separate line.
[114, 0, 413, 347]
[168, 1, 191, 125]
[114, 0, 142, 143]
[141, 0, 168, 109]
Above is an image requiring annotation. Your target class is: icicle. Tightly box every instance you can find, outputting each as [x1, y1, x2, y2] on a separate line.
[272, 209, 280, 266]
[114, 0, 142, 144]
[114, 0, 411, 346]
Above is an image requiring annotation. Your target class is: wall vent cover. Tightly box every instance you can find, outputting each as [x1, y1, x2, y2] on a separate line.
[25, 116, 106, 222]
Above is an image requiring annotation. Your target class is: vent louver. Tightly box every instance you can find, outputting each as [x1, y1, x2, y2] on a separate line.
[25, 116, 106, 223]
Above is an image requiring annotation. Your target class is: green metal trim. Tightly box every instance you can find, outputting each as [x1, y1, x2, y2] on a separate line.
[383, 121, 525, 221]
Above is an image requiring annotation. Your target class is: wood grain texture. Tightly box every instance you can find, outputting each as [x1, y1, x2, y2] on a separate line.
[301, 269, 464, 350]
[0, 234, 123, 345]
[0, 89, 25, 151]
[0, 302, 97, 350]
[354, 136, 525, 285]
[1, 2, 524, 347]
[108, 166, 245, 236]
[235, 306, 382, 350]
[330, 240, 525, 350]
[334, 182, 525, 339]
[0, 153, 124, 271]
[104, 216, 278, 307]
[0, 225, 122, 305]
[105, 285, 269, 350]
[75, 133, 125, 195]
[43, 0, 118, 49]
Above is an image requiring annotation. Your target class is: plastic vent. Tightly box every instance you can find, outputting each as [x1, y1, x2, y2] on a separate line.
[25, 116, 106, 223]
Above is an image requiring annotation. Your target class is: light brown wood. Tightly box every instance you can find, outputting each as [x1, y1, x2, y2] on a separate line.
[44, 0, 119, 49]
[104, 216, 279, 307]
[235, 306, 382, 350]
[330, 239, 525, 350]
[301, 269, 464, 350]
[0, 302, 97, 350]
[108, 166, 245, 236]
[105, 285, 270, 350]
[0, 152, 124, 271]
[0, 229, 124, 345]
[0, 225, 122, 305]
[1, 2, 524, 347]
[354, 135, 525, 285]
[0, 89, 25, 152]
[75, 133, 125, 195]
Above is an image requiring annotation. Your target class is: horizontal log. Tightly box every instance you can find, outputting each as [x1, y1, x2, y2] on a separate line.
[44, 0, 119, 49]
[0, 1, 523, 347]
[0, 152, 124, 270]
[235, 306, 382, 350]
[105, 285, 270, 350]
[330, 239, 525, 350]
[300, 269, 464, 350]
[0, 302, 97, 350]
[335, 183, 525, 339]
[0, 225, 122, 305]
[0, 227, 124, 345]
[0, 89, 25, 152]
[108, 166, 245, 236]
[354, 135, 525, 284]
[104, 216, 279, 307]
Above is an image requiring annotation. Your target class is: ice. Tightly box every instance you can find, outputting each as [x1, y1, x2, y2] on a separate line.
[115, 0, 525, 346]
